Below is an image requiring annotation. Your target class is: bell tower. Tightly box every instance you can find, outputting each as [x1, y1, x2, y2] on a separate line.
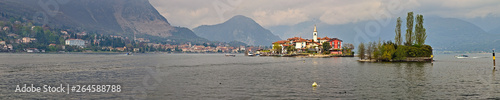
[313, 25, 318, 42]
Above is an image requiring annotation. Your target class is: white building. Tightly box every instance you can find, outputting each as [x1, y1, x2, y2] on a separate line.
[65, 39, 85, 48]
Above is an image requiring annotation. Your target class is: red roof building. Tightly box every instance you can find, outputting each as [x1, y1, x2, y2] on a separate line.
[271, 25, 343, 54]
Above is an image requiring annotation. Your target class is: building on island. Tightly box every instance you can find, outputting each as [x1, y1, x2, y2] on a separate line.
[21, 37, 37, 43]
[272, 25, 343, 54]
[65, 39, 85, 48]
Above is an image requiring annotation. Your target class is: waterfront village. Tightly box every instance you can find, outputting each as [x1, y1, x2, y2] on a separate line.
[0, 18, 353, 55]
[0, 22, 266, 53]
[0, 31, 265, 53]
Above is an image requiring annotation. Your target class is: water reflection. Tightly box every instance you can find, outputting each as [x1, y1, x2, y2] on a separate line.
[404, 62, 427, 99]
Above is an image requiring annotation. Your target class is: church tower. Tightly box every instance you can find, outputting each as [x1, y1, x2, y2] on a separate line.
[313, 25, 318, 42]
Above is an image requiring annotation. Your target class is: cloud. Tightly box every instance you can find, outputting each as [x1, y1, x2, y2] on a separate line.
[149, 0, 500, 28]
[252, 9, 309, 26]
[319, 1, 384, 25]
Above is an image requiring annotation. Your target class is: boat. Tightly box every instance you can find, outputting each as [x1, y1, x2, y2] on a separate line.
[455, 55, 468, 58]
[126, 52, 133, 56]
[225, 54, 236, 57]
[247, 53, 255, 56]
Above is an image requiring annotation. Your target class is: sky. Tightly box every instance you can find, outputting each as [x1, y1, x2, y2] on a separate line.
[149, 0, 500, 29]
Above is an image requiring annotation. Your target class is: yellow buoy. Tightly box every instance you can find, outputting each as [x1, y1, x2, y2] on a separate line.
[312, 82, 318, 87]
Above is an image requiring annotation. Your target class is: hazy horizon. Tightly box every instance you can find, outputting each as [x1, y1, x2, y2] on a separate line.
[150, 0, 500, 29]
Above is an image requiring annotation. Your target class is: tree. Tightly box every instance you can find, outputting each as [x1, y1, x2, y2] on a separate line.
[373, 40, 381, 60]
[380, 42, 396, 61]
[125, 43, 134, 51]
[342, 43, 354, 55]
[286, 45, 296, 54]
[367, 42, 373, 60]
[322, 42, 331, 53]
[415, 14, 427, 45]
[273, 43, 282, 54]
[394, 45, 407, 61]
[395, 17, 402, 45]
[203, 43, 208, 47]
[358, 43, 365, 59]
[405, 12, 414, 46]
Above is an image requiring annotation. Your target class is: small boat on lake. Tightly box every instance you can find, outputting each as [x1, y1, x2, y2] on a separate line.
[125, 52, 132, 56]
[225, 54, 236, 57]
[455, 55, 468, 58]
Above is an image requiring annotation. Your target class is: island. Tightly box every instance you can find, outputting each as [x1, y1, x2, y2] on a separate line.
[252, 25, 354, 58]
[357, 12, 433, 62]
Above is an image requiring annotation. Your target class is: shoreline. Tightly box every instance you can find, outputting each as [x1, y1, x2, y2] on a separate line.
[254, 54, 354, 58]
[357, 57, 434, 62]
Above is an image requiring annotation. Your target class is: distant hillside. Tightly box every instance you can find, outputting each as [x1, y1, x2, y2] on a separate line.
[0, 0, 207, 43]
[462, 16, 500, 33]
[488, 27, 500, 34]
[193, 15, 281, 46]
[267, 17, 500, 51]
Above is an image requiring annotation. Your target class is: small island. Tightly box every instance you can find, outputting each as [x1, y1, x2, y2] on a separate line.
[358, 12, 433, 62]
[253, 25, 354, 58]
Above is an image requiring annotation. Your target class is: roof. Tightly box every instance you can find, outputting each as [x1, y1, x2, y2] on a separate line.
[287, 37, 305, 41]
[7, 34, 19, 37]
[328, 38, 343, 42]
[66, 39, 84, 41]
[272, 40, 289, 44]
[320, 36, 330, 40]
[294, 39, 308, 42]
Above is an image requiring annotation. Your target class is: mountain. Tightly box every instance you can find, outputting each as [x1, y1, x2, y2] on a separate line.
[461, 15, 500, 33]
[193, 15, 281, 46]
[488, 27, 500, 34]
[267, 16, 500, 51]
[0, 0, 206, 43]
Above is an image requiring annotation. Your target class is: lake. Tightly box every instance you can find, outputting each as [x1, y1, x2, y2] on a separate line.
[0, 53, 499, 99]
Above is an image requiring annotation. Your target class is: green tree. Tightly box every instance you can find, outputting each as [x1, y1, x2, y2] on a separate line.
[47, 45, 57, 52]
[125, 43, 134, 51]
[405, 12, 414, 46]
[203, 43, 208, 47]
[380, 42, 396, 61]
[322, 42, 331, 53]
[273, 43, 282, 54]
[395, 17, 402, 45]
[286, 45, 296, 54]
[342, 43, 354, 55]
[9, 18, 15, 23]
[367, 42, 373, 60]
[421, 45, 433, 57]
[394, 45, 407, 61]
[373, 40, 382, 60]
[358, 43, 365, 59]
[415, 14, 427, 45]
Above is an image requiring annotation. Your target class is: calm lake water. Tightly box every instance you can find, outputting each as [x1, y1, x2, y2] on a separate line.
[0, 53, 499, 99]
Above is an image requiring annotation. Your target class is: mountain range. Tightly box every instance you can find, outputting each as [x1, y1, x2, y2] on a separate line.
[193, 15, 281, 46]
[0, 0, 207, 43]
[2, 0, 499, 51]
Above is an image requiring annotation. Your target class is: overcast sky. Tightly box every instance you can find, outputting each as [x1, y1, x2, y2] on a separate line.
[150, 0, 500, 29]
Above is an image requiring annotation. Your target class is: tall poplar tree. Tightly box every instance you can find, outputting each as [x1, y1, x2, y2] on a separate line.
[395, 17, 402, 45]
[415, 14, 427, 45]
[358, 43, 365, 60]
[405, 12, 414, 46]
